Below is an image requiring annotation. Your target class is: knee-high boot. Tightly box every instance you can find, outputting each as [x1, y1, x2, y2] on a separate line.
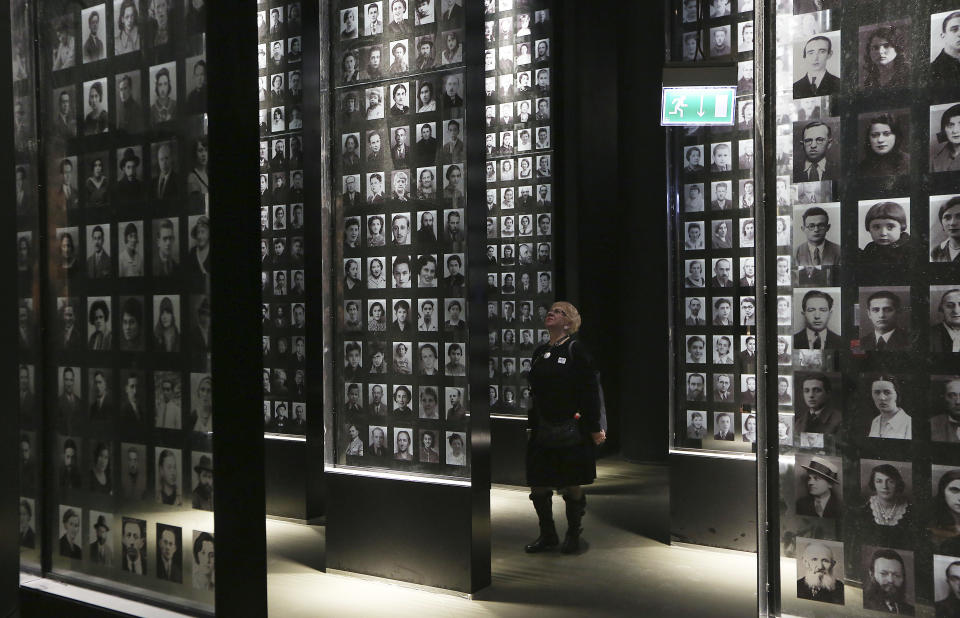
[524, 492, 559, 553]
[561, 494, 586, 554]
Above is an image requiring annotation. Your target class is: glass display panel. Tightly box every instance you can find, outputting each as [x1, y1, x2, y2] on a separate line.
[329, 0, 471, 478]
[257, 0, 308, 438]
[35, 0, 215, 610]
[774, 1, 960, 615]
[11, 0, 43, 571]
[483, 0, 556, 419]
[671, 0, 758, 454]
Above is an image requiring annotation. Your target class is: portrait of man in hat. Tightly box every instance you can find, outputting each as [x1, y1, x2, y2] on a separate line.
[795, 456, 842, 518]
[192, 453, 213, 510]
[89, 512, 113, 566]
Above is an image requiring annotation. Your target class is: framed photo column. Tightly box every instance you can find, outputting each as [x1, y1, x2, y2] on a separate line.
[7, 0, 266, 613]
[483, 0, 559, 486]
[323, 0, 490, 593]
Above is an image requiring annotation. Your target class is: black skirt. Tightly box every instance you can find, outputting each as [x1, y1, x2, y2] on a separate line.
[526, 434, 597, 488]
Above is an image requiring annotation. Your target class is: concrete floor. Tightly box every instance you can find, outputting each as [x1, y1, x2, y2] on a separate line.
[267, 459, 759, 617]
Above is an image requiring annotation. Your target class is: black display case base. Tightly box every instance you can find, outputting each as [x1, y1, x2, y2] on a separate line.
[669, 451, 757, 552]
[491, 417, 528, 486]
[325, 471, 489, 594]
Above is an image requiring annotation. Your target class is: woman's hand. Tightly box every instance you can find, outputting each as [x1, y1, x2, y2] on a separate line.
[591, 430, 606, 445]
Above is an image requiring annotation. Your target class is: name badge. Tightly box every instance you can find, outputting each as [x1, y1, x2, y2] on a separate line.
[557, 357, 566, 364]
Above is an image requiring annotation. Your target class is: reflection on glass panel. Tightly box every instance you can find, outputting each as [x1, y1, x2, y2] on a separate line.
[11, 0, 41, 571]
[258, 0, 307, 439]
[671, 0, 757, 454]
[483, 0, 555, 420]
[33, 0, 214, 610]
[329, 0, 470, 479]
[775, 1, 960, 616]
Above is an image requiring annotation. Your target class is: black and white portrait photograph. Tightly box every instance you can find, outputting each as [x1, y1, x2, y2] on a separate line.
[683, 145, 703, 172]
[683, 259, 705, 288]
[858, 199, 913, 262]
[364, 1, 383, 36]
[930, 102, 960, 173]
[119, 442, 146, 499]
[394, 427, 414, 461]
[933, 554, 960, 614]
[778, 414, 793, 445]
[121, 516, 147, 575]
[683, 221, 704, 250]
[794, 455, 842, 518]
[793, 118, 839, 182]
[58, 505, 82, 559]
[116, 220, 142, 278]
[862, 374, 912, 439]
[81, 4, 107, 63]
[685, 335, 706, 364]
[89, 371, 113, 422]
[792, 288, 842, 348]
[684, 297, 706, 325]
[713, 335, 734, 364]
[929, 195, 960, 263]
[739, 140, 754, 172]
[685, 410, 707, 440]
[685, 372, 706, 402]
[793, 203, 841, 285]
[857, 459, 913, 544]
[738, 20, 754, 53]
[684, 183, 704, 212]
[50, 16, 77, 70]
[737, 60, 753, 94]
[710, 25, 731, 58]
[710, 180, 733, 210]
[858, 21, 909, 90]
[795, 538, 844, 605]
[156, 523, 183, 583]
[341, 6, 359, 40]
[793, 31, 840, 98]
[930, 287, 960, 352]
[192, 531, 215, 591]
[859, 547, 915, 614]
[710, 257, 733, 288]
[931, 9, 960, 82]
[931, 465, 960, 548]
[776, 256, 792, 286]
[86, 297, 112, 350]
[18, 497, 34, 549]
[858, 286, 916, 352]
[712, 411, 734, 440]
[681, 32, 700, 62]
[446, 431, 466, 465]
[155, 447, 182, 506]
[710, 142, 732, 172]
[153, 370, 181, 428]
[740, 218, 755, 248]
[148, 61, 177, 125]
[857, 110, 910, 177]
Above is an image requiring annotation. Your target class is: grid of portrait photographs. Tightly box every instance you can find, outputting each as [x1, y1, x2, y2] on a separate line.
[12, 0, 42, 572]
[483, 0, 556, 418]
[768, 1, 960, 615]
[674, 0, 758, 454]
[257, 0, 308, 437]
[333, 0, 470, 476]
[15, 0, 216, 607]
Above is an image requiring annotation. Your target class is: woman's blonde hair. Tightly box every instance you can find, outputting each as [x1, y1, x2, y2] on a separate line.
[552, 301, 582, 334]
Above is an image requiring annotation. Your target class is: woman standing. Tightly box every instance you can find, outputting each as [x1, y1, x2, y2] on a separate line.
[525, 301, 604, 555]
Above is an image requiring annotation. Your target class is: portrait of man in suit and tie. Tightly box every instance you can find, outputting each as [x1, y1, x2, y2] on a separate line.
[793, 34, 840, 98]
[793, 371, 842, 438]
[793, 289, 842, 349]
[795, 456, 842, 518]
[793, 120, 838, 182]
[794, 205, 841, 285]
[713, 411, 734, 440]
[685, 297, 706, 325]
[121, 517, 147, 575]
[858, 288, 911, 352]
[713, 374, 734, 403]
[156, 524, 183, 583]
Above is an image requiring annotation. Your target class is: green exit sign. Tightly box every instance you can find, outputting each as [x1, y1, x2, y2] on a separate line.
[661, 86, 737, 127]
